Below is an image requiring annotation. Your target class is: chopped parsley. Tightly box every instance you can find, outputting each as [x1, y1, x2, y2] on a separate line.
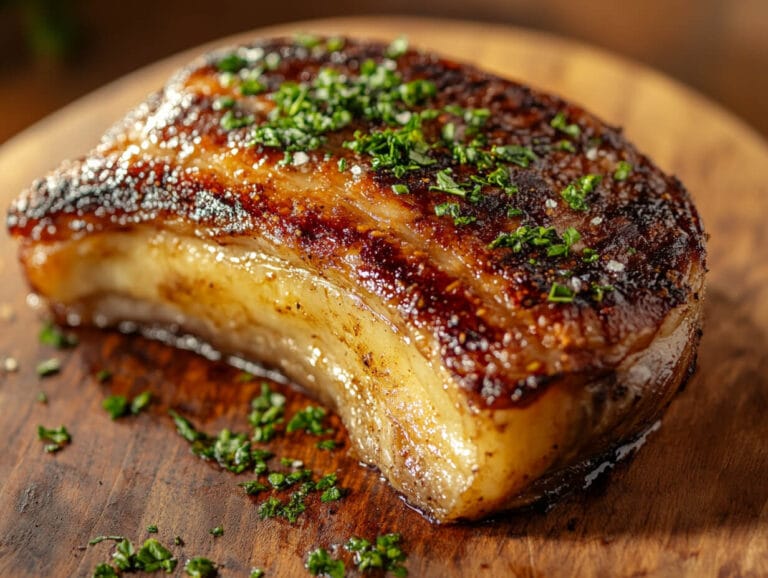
[209, 525, 223, 538]
[250, 569, 265, 578]
[434, 202, 476, 226]
[217, 53, 248, 73]
[429, 169, 467, 197]
[185, 557, 217, 577]
[93, 563, 119, 577]
[489, 224, 588, 259]
[147, 525, 158, 534]
[386, 36, 409, 59]
[220, 110, 254, 131]
[591, 283, 615, 302]
[239, 480, 269, 495]
[316, 439, 338, 451]
[103, 391, 152, 420]
[491, 144, 537, 168]
[38, 424, 70, 453]
[39, 321, 78, 349]
[306, 548, 345, 578]
[320, 486, 344, 503]
[36, 358, 61, 377]
[560, 174, 601, 211]
[391, 184, 409, 195]
[346, 533, 408, 576]
[96, 369, 113, 383]
[36, 391, 48, 404]
[550, 112, 581, 138]
[287, 406, 332, 436]
[102, 395, 128, 420]
[212, 96, 235, 111]
[91, 537, 178, 575]
[249, 383, 286, 442]
[613, 160, 633, 181]
[547, 283, 575, 303]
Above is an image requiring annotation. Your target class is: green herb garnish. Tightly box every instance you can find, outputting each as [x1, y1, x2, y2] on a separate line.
[286, 406, 331, 436]
[386, 36, 409, 58]
[492, 144, 537, 168]
[39, 321, 78, 349]
[209, 525, 223, 538]
[217, 53, 247, 73]
[36, 391, 48, 404]
[550, 112, 581, 137]
[103, 395, 129, 420]
[560, 174, 601, 211]
[429, 169, 467, 197]
[103, 391, 151, 420]
[250, 569, 265, 578]
[93, 563, 118, 577]
[391, 184, 410, 195]
[147, 525, 158, 534]
[547, 283, 575, 303]
[249, 383, 286, 442]
[316, 440, 338, 451]
[346, 533, 408, 576]
[239, 480, 269, 495]
[96, 369, 112, 383]
[220, 110, 254, 131]
[613, 160, 633, 181]
[185, 557, 217, 577]
[36, 358, 61, 377]
[38, 424, 70, 453]
[434, 202, 476, 226]
[306, 548, 345, 578]
[212, 96, 235, 111]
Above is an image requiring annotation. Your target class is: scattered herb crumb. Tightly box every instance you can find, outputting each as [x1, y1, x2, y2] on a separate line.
[209, 525, 224, 538]
[185, 556, 218, 577]
[36, 391, 48, 404]
[97, 369, 113, 383]
[37, 424, 70, 453]
[346, 533, 408, 576]
[39, 321, 78, 349]
[174, 536, 184, 546]
[250, 569, 265, 578]
[36, 358, 61, 377]
[287, 406, 332, 436]
[306, 548, 345, 578]
[147, 525, 158, 534]
[316, 440, 338, 451]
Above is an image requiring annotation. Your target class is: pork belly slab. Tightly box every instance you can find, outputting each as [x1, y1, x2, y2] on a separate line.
[6, 36, 706, 521]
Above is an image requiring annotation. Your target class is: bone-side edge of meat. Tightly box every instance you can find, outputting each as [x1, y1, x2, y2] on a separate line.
[6, 37, 706, 522]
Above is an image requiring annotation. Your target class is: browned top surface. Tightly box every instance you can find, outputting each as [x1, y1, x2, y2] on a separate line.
[6, 36, 705, 409]
[0, 17, 766, 578]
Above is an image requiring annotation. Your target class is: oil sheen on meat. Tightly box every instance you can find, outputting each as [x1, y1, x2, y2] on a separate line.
[6, 36, 706, 522]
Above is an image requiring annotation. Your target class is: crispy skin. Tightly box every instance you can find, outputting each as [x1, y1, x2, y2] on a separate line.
[6, 37, 706, 521]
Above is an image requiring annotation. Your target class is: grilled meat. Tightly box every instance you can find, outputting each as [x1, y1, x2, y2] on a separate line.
[6, 36, 706, 521]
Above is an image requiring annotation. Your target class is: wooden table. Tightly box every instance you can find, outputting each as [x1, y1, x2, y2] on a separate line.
[1, 17, 766, 578]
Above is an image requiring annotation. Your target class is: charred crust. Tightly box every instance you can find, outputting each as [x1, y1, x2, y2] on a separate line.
[6, 36, 707, 409]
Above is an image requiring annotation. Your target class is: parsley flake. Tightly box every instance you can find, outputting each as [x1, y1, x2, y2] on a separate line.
[550, 112, 581, 137]
[547, 283, 575, 303]
[39, 321, 78, 349]
[185, 557, 217, 577]
[614, 160, 633, 181]
[306, 548, 345, 578]
[560, 174, 601, 211]
[38, 424, 70, 453]
[36, 358, 61, 377]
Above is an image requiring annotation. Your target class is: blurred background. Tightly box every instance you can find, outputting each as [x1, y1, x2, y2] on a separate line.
[0, 0, 766, 144]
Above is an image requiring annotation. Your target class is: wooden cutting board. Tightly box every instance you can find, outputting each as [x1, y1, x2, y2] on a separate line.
[1, 17, 766, 578]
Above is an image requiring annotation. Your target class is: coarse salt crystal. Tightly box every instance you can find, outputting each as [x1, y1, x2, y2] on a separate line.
[606, 259, 625, 272]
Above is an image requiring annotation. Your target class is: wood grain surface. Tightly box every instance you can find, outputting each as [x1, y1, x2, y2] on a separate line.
[1, 17, 767, 578]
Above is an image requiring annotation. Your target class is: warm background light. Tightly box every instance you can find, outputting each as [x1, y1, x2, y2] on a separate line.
[0, 1, 765, 143]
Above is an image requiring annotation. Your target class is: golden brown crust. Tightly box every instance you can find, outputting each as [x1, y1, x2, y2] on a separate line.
[6, 37, 706, 410]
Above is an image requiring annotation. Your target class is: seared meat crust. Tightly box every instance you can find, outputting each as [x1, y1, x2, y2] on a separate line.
[7, 37, 706, 520]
